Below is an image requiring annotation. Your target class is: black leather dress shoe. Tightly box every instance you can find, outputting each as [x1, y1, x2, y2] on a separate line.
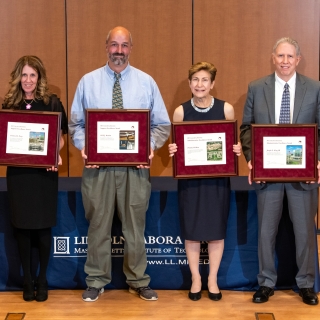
[23, 281, 35, 301]
[252, 286, 274, 303]
[299, 288, 319, 305]
[188, 291, 201, 301]
[208, 291, 222, 301]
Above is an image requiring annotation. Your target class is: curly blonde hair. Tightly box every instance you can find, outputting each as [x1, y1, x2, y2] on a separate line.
[3, 56, 51, 109]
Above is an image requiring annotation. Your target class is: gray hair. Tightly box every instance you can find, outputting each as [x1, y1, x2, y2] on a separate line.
[273, 37, 301, 56]
[106, 28, 133, 45]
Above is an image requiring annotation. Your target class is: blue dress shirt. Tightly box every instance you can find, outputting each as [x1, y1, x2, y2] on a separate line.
[69, 63, 170, 151]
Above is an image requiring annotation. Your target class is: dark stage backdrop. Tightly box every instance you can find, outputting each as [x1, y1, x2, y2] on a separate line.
[0, 188, 319, 292]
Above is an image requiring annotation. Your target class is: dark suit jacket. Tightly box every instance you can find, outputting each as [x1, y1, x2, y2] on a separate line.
[240, 72, 320, 164]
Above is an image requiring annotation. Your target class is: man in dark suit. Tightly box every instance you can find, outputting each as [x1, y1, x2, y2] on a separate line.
[240, 37, 320, 305]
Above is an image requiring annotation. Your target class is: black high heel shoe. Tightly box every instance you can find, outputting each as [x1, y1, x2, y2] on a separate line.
[23, 280, 35, 301]
[188, 291, 201, 301]
[35, 281, 48, 302]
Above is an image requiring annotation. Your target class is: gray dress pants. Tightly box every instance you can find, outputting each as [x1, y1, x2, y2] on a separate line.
[255, 182, 317, 288]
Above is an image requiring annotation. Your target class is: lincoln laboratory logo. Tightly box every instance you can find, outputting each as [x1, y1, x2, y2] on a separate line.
[53, 237, 70, 254]
[52, 235, 186, 258]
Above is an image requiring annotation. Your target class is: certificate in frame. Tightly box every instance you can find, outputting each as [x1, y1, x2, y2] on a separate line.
[172, 120, 238, 178]
[0, 110, 61, 167]
[85, 109, 150, 166]
[251, 124, 318, 182]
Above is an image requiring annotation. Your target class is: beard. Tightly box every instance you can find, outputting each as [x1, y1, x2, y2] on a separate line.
[109, 52, 128, 66]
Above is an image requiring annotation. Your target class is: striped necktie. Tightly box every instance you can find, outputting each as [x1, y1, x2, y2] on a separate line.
[112, 73, 123, 109]
[279, 83, 290, 123]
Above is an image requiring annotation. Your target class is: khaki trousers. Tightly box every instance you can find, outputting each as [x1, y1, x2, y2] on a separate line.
[81, 166, 151, 289]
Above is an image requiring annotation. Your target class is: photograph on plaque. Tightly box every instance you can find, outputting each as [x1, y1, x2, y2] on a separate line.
[0, 110, 61, 167]
[85, 109, 150, 166]
[119, 130, 136, 150]
[172, 120, 238, 178]
[29, 131, 46, 152]
[251, 124, 318, 182]
[207, 141, 223, 162]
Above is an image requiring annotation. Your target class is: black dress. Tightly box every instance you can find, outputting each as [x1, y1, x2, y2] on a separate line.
[178, 98, 230, 241]
[6, 95, 68, 229]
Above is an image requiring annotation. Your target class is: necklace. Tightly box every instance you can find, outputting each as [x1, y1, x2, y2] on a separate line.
[24, 99, 34, 109]
[191, 97, 214, 113]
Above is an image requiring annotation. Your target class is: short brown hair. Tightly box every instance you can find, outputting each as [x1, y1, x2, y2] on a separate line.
[188, 62, 217, 82]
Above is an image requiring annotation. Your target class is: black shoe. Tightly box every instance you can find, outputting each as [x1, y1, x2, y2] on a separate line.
[23, 281, 35, 301]
[35, 281, 48, 302]
[252, 286, 274, 303]
[208, 291, 222, 301]
[299, 288, 319, 305]
[188, 291, 201, 301]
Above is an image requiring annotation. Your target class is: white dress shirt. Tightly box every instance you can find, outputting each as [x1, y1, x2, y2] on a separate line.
[275, 72, 296, 124]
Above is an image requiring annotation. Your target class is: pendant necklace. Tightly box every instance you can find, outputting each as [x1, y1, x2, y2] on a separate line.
[24, 99, 34, 109]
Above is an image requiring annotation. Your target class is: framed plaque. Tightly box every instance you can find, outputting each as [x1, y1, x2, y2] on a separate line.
[251, 124, 318, 182]
[0, 110, 61, 167]
[172, 120, 238, 178]
[85, 109, 150, 166]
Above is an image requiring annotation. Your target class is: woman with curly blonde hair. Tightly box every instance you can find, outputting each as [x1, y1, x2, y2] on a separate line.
[2, 55, 68, 302]
[3, 56, 51, 109]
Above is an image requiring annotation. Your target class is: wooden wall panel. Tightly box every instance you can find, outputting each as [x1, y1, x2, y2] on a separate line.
[1, 1, 319, 178]
[66, 0, 192, 176]
[194, 0, 320, 176]
[0, 0, 68, 177]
